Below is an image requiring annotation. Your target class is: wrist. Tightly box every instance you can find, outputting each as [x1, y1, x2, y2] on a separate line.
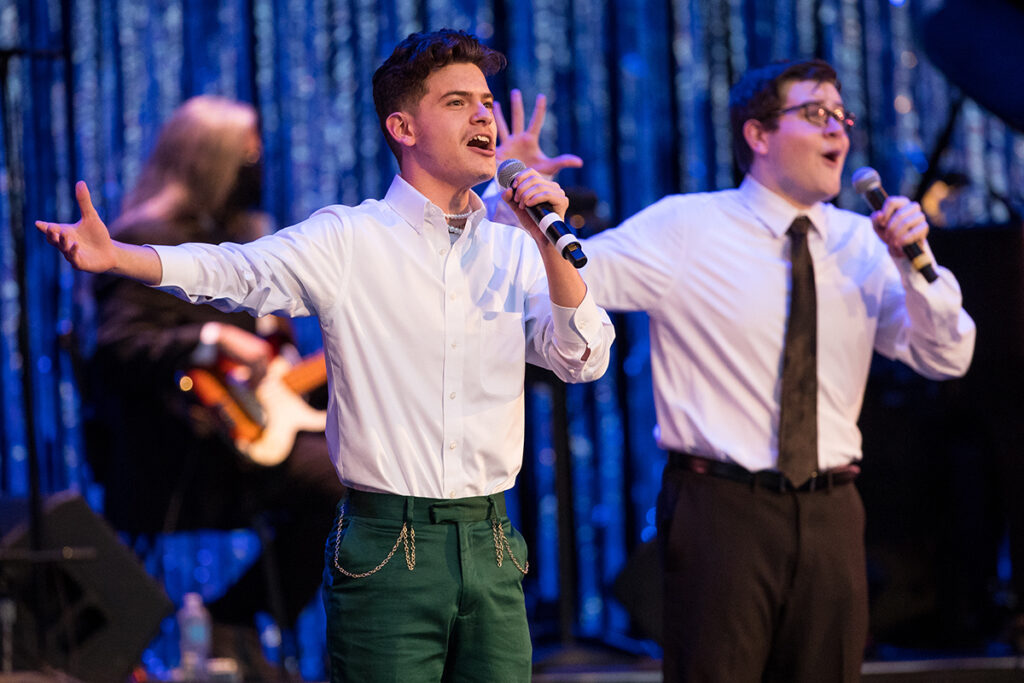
[191, 322, 222, 366]
[200, 322, 222, 346]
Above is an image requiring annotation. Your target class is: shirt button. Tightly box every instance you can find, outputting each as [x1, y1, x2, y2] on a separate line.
[449, 491, 456, 499]
[449, 441, 457, 450]
[450, 342, 458, 349]
[439, 248, 447, 255]
[449, 392, 456, 399]
[449, 293, 457, 301]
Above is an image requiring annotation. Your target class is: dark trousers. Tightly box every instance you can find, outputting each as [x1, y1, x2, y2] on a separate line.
[657, 465, 868, 683]
[322, 490, 531, 682]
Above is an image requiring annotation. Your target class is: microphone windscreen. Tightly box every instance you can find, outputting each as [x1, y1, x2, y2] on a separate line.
[497, 159, 527, 189]
[851, 166, 882, 194]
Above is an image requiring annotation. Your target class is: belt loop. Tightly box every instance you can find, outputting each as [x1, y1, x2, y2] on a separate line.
[486, 495, 498, 521]
[826, 470, 835, 491]
[405, 496, 415, 522]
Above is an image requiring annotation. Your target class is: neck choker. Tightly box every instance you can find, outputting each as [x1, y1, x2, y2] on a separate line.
[443, 209, 473, 221]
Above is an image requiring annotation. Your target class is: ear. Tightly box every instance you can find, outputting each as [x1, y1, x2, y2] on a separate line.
[385, 112, 416, 150]
[742, 118, 771, 158]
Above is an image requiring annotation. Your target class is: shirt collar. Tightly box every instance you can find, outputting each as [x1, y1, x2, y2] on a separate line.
[384, 175, 486, 236]
[738, 175, 829, 240]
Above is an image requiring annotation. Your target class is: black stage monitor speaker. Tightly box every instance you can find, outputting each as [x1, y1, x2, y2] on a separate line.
[0, 491, 174, 683]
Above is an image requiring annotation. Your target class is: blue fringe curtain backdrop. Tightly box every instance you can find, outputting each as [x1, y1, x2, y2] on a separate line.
[3, 0, 1023, 673]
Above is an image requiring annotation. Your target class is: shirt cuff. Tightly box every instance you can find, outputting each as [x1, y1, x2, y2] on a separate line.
[550, 287, 603, 350]
[149, 244, 194, 291]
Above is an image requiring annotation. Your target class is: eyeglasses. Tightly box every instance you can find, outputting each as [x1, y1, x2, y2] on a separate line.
[771, 102, 856, 130]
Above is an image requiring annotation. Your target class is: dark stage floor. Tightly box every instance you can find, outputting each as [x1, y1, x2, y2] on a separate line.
[530, 656, 1024, 682]
[3, 654, 1024, 683]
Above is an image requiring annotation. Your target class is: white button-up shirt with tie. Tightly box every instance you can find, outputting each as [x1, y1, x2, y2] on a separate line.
[579, 175, 975, 474]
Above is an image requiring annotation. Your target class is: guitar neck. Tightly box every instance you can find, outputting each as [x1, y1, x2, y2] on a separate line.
[283, 350, 327, 395]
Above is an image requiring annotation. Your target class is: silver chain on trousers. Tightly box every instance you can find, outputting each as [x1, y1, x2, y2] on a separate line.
[331, 505, 529, 577]
[332, 506, 416, 578]
[492, 518, 529, 575]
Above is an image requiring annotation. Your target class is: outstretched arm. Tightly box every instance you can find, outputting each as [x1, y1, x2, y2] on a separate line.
[36, 181, 163, 284]
[494, 90, 583, 177]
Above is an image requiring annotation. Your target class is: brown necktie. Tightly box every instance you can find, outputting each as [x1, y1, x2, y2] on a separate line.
[777, 216, 818, 487]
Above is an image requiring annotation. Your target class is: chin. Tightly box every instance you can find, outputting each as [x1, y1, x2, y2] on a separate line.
[470, 165, 496, 185]
[819, 177, 842, 201]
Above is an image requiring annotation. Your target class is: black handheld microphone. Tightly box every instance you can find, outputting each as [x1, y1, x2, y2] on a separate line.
[851, 166, 937, 283]
[497, 159, 587, 268]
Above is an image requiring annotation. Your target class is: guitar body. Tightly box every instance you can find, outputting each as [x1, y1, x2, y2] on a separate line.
[183, 351, 327, 467]
[243, 357, 327, 466]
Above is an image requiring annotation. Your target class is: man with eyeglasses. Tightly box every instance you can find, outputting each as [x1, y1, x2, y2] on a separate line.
[596, 58, 976, 682]
[491, 58, 975, 681]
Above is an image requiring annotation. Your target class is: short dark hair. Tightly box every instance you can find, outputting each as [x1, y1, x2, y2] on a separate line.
[372, 29, 507, 161]
[729, 59, 841, 173]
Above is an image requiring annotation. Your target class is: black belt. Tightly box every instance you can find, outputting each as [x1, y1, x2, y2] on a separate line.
[668, 451, 859, 493]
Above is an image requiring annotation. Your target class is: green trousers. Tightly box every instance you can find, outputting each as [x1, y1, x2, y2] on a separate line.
[322, 490, 531, 682]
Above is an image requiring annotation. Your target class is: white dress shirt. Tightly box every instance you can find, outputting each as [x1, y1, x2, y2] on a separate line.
[580, 175, 976, 473]
[152, 175, 615, 498]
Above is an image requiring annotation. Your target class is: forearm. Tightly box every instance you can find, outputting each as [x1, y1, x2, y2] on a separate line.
[537, 239, 587, 308]
[882, 260, 977, 379]
[904, 268, 976, 378]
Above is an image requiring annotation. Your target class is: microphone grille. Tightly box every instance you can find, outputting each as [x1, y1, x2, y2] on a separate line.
[497, 159, 527, 189]
[851, 166, 882, 194]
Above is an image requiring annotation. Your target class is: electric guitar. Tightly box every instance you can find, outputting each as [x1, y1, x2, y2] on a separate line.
[181, 350, 328, 467]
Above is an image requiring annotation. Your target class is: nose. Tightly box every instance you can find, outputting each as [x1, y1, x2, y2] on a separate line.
[824, 114, 846, 137]
[473, 100, 492, 122]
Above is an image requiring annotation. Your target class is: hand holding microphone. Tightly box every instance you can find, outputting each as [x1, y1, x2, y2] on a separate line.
[852, 167, 938, 283]
[498, 159, 587, 268]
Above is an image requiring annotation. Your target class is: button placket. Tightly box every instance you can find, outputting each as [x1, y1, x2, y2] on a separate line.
[440, 250, 466, 496]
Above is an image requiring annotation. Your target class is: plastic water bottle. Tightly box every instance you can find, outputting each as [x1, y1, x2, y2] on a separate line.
[177, 592, 211, 681]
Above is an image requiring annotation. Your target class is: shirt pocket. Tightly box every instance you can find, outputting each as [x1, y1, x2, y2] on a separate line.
[479, 311, 526, 398]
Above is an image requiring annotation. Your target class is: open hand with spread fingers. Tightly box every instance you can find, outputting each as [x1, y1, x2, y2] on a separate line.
[494, 89, 583, 178]
[36, 181, 119, 273]
[36, 180, 163, 284]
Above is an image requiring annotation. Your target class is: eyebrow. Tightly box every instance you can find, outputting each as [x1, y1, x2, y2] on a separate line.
[787, 99, 847, 112]
[439, 90, 493, 102]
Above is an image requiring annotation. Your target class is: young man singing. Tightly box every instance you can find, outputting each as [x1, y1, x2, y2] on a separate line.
[38, 29, 614, 683]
